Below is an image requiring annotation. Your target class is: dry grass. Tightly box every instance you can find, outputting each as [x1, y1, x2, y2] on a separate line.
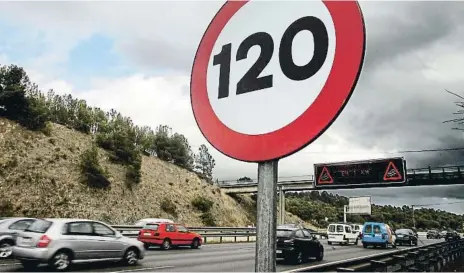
[0, 118, 309, 227]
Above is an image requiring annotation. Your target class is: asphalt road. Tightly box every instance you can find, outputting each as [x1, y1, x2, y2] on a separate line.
[0, 238, 443, 272]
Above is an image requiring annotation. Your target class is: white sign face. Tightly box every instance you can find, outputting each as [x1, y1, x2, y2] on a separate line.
[347, 196, 372, 215]
[206, 1, 336, 135]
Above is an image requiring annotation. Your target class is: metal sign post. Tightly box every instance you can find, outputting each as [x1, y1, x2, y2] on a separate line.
[190, 1, 365, 272]
[255, 161, 278, 272]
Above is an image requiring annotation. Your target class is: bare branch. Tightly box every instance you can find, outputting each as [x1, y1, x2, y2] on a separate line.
[445, 89, 464, 100]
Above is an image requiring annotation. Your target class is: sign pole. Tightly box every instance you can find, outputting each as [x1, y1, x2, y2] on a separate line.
[343, 205, 347, 223]
[255, 160, 278, 272]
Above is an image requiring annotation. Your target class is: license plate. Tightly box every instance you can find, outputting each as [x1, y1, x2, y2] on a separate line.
[143, 232, 151, 236]
[276, 250, 282, 254]
[329, 236, 335, 239]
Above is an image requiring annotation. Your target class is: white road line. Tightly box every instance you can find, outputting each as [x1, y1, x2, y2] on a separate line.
[0, 262, 20, 266]
[108, 266, 174, 273]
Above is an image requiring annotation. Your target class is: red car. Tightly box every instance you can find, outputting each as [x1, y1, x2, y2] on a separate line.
[137, 222, 203, 250]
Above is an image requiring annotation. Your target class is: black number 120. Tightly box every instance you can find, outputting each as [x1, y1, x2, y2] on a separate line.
[213, 16, 329, 99]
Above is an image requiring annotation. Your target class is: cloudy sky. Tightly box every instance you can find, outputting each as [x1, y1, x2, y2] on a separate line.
[0, 1, 463, 212]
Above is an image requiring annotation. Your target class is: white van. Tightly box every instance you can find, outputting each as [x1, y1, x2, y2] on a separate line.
[350, 224, 364, 239]
[327, 223, 359, 245]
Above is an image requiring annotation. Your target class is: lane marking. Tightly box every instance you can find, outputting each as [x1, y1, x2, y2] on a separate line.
[0, 263, 21, 266]
[108, 266, 174, 273]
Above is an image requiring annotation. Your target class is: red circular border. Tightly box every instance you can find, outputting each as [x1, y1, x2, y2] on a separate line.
[191, 0, 366, 162]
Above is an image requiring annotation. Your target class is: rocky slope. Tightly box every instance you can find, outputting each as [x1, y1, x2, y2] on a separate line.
[0, 118, 312, 228]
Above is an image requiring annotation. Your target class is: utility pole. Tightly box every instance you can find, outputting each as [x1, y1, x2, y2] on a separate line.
[412, 205, 416, 230]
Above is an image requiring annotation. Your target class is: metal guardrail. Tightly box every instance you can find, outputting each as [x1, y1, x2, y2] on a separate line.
[111, 225, 328, 243]
[284, 239, 464, 272]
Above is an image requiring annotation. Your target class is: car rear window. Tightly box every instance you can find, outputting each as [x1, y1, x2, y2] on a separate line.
[25, 219, 52, 233]
[277, 230, 294, 237]
[336, 225, 344, 232]
[396, 229, 409, 234]
[364, 224, 372, 233]
[144, 224, 159, 230]
[328, 225, 335, 232]
[373, 225, 381, 234]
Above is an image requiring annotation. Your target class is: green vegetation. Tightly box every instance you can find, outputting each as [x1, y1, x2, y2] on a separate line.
[191, 196, 216, 226]
[0, 64, 216, 186]
[286, 191, 464, 231]
[79, 145, 110, 189]
[160, 198, 178, 217]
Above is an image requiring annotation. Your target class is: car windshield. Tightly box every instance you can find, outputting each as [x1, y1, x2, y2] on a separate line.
[277, 230, 294, 237]
[24, 219, 52, 233]
[396, 229, 410, 234]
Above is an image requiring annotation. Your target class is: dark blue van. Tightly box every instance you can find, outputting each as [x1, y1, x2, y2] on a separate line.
[361, 222, 397, 249]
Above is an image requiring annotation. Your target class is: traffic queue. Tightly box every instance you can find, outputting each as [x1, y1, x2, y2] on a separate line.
[0, 217, 202, 271]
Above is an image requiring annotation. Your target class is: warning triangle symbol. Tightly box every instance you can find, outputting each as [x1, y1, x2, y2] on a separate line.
[383, 161, 403, 181]
[318, 166, 333, 184]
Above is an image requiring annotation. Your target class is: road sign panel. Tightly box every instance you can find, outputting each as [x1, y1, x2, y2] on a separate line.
[347, 196, 372, 215]
[314, 157, 406, 188]
[191, 0, 366, 162]
[318, 166, 334, 184]
[383, 161, 403, 181]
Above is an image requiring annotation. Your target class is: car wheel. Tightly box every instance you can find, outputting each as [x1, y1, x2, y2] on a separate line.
[123, 248, 139, 266]
[49, 250, 72, 271]
[161, 239, 171, 250]
[354, 239, 359, 245]
[315, 247, 324, 261]
[0, 241, 13, 259]
[328, 241, 332, 245]
[191, 238, 200, 249]
[20, 260, 39, 269]
[362, 243, 367, 248]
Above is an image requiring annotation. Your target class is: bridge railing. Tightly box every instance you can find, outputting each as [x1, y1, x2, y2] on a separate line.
[283, 239, 464, 272]
[111, 225, 328, 243]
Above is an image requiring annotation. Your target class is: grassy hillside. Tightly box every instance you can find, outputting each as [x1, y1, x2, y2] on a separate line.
[0, 118, 311, 227]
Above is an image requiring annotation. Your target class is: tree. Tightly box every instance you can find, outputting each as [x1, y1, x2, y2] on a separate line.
[237, 176, 253, 182]
[194, 144, 216, 182]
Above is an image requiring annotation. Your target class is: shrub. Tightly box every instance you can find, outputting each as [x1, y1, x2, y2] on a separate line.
[191, 196, 214, 213]
[160, 199, 177, 217]
[41, 121, 53, 136]
[0, 199, 14, 217]
[79, 145, 110, 189]
[200, 212, 216, 226]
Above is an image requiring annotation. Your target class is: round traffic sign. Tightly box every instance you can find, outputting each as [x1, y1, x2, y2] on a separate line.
[191, 0, 366, 162]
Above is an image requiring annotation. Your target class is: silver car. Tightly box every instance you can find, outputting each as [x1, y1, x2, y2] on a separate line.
[0, 217, 36, 259]
[12, 218, 145, 271]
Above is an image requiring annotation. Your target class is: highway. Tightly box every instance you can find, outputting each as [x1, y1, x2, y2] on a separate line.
[0, 238, 442, 272]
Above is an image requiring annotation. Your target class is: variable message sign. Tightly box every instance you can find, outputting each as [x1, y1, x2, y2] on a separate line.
[314, 157, 406, 188]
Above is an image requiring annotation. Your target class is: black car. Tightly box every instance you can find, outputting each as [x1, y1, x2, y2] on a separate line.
[445, 230, 461, 241]
[276, 227, 324, 264]
[395, 229, 418, 246]
[426, 230, 440, 239]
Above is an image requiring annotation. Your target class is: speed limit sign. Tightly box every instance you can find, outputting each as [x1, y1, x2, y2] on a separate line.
[191, 0, 366, 162]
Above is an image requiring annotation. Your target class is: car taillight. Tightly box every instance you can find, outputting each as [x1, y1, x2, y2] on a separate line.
[37, 235, 51, 248]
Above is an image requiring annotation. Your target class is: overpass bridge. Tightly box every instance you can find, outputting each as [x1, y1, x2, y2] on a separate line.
[217, 165, 464, 225]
